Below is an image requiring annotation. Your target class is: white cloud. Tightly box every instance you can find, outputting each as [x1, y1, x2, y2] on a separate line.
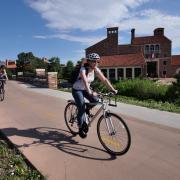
[74, 49, 85, 59]
[33, 34, 105, 45]
[27, 0, 180, 50]
[119, 9, 180, 49]
[27, 0, 149, 31]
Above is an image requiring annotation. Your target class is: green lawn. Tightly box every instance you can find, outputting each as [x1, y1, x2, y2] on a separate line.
[117, 95, 180, 114]
[58, 88, 180, 114]
[0, 133, 44, 180]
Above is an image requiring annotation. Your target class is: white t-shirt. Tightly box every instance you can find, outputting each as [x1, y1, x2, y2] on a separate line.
[73, 66, 101, 90]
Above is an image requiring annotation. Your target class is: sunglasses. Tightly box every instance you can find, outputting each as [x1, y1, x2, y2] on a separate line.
[87, 60, 99, 63]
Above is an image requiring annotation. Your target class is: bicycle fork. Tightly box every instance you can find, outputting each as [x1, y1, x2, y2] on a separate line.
[103, 111, 116, 136]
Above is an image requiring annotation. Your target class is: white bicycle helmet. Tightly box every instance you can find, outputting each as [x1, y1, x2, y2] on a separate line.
[86, 53, 100, 61]
[0, 64, 6, 69]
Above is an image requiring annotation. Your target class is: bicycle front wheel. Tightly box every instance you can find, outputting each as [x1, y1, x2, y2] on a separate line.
[97, 112, 131, 155]
[64, 102, 79, 135]
[0, 88, 5, 101]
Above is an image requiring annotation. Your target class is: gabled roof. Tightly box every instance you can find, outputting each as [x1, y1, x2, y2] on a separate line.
[86, 38, 107, 50]
[171, 55, 180, 66]
[99, 53, 145, 67]
[6, 60, 16, 69]
[132, 36, 171, 45]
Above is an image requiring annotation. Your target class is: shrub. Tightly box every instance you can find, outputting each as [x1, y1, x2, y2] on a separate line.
[166, 74, 180, 104]
[114, 78, 168, 101]
[91, 78, 108, 92]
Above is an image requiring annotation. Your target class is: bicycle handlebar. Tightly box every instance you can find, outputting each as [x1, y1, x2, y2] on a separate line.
[97, 92, 117, 107]
[98, 91, 116, 97]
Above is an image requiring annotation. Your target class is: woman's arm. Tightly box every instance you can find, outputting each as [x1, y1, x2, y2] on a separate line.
[95, 68, 117, 93]
[4, 69, 8, 80]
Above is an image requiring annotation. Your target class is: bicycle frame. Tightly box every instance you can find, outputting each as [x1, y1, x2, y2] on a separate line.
[87, 95, 114, 129]
[65, 92, 131, 155]
[68, 92, 117, 134]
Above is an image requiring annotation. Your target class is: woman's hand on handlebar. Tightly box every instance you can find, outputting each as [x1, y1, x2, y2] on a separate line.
[113, 89, 118, 94]
[92, 91, 98, 96]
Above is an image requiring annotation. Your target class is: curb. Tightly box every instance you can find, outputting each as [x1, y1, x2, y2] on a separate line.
[0, 130, 45, 179]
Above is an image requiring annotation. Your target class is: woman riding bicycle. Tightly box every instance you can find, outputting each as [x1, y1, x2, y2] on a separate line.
[0, 65, 8, 89]
[72, 53, 117, 138]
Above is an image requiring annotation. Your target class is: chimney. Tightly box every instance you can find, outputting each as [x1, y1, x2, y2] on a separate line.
[106, 27, 119, 47]
[154, 28, 164, 36]
[131, 28, 135, 44]
[107, 27, 118, 39]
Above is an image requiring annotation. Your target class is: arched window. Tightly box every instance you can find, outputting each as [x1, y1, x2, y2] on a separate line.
[145, 45, 149, 52]
[155, 44, 160, 52]
[150, 45, 154, 52]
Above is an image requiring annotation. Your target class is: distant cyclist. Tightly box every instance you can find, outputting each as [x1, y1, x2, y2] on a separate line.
[72, 53, 117, 138]
[0, 65, 8, 89]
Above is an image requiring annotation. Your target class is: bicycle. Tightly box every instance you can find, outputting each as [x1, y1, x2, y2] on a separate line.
[64, 92, 131, 156]
[0, 79, 5, 101]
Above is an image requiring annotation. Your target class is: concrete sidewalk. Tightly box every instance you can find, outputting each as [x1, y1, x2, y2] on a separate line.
[1, 81, 180, 180]
[15, 81, 180, 130]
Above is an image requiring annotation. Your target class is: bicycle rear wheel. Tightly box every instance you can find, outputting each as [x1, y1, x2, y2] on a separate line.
[0, 88, 5, 101]
[97, 112, 131, 155]
[64, 102, 79, 135]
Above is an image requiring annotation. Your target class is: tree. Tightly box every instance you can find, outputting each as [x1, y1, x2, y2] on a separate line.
[48, 57, 61, 78]
[16, 52, 48, 77]
[63, 60, 74, 81]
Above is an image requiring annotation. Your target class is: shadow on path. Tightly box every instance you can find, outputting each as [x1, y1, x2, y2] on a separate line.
[16, 81, 48, 89]
[1, 127, 116, 161]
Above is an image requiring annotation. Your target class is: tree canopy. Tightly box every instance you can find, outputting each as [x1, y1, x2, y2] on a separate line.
[16, 52, 47, 77]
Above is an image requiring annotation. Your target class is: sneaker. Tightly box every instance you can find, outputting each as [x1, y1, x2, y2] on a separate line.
[82, 121, 89, 133]
[79, 127, 87, 139]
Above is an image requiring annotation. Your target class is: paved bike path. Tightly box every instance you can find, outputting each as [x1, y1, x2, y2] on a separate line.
[1, 81, 180, 180]
[16, 81, 180, 130]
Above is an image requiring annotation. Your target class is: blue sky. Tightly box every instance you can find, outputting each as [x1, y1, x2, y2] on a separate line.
[0, 0, 180, 64]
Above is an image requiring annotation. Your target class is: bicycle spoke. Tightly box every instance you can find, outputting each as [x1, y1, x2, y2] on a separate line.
[97, 113, 131, 155]
[64, 102, 79, 135]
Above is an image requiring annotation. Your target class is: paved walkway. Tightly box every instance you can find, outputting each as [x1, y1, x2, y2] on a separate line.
[0, 81, 180, 180]
[17, 81, 180, 130]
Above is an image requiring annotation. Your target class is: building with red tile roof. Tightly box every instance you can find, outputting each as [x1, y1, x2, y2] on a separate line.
[86, 27, 180, 79]
[5, 60, 16, 69]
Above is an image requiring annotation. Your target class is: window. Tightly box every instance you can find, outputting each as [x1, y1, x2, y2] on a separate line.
[155, 44, 160, 52]
[135, 68, 141, 77]
[117, 68, 124, 80]
[126, 68, 132, 78]
[109, 69, 115, 80]
[150, 45, 154, 52]
[163, 61, 167, 65]
[101, 69, 107, 77]
[145, 45, 149, 52]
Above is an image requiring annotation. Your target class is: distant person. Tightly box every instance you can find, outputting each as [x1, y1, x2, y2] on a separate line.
[72, 53, 118, 138]
[0, 65, 8, 89]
